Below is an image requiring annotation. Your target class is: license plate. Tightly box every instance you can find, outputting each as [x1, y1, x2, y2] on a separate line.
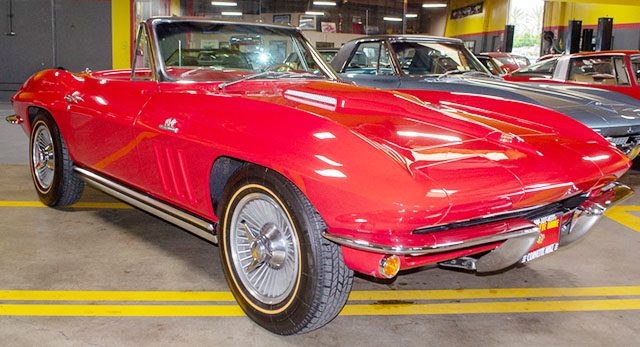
[521, 214, 561, 263]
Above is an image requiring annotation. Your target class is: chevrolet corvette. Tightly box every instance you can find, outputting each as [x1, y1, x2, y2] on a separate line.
[7, 18, 633, 334]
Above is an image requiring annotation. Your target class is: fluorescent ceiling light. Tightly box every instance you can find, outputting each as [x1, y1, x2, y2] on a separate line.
[383, 17, 402, 22]
[313, 1, 336, 6]
[305, 11, 325, 16]
[406, 13, 418, 18]
[211, 1, 237, 6]
[422, 3, 447, 8]
[221, 11, 242, 16]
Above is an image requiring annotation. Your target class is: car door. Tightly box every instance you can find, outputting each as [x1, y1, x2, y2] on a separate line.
[65, 27, 157, 189]
[337, 40, 401, 89]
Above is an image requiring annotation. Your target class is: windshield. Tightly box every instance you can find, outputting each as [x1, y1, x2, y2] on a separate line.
[512, 58, 557, 76]
[390, 41, 486, 76]
[153, 21, 329, 81]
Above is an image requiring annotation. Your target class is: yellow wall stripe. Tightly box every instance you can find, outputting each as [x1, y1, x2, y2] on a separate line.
[170, 0, 181, 16]
[112, 0, 131, 69]
[2, 286, 640, 302]
[1, 299, 640, 317]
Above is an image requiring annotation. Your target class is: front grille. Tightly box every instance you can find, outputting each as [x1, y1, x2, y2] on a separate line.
[608, 136, 630, 146]
[412, 194, 588, 234]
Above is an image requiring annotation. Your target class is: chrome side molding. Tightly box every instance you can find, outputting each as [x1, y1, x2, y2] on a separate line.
[74, 167, 217, 244]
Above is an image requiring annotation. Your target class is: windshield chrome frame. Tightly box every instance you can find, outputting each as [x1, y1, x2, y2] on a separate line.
[146, 17, 338, 82]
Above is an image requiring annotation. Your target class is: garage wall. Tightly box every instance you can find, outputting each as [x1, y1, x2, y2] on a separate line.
[0, 0, 112, 101]
[444, 0, 509, 53]
[543, 1, 640, 51]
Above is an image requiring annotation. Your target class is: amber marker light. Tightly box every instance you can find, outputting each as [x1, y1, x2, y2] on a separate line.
[379, 255, 401, 278]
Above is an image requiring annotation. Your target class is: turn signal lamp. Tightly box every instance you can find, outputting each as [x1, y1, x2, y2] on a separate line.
[379, 255, 401, 278]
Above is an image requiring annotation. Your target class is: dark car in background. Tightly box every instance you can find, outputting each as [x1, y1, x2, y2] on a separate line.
[330, 35, 640, 158]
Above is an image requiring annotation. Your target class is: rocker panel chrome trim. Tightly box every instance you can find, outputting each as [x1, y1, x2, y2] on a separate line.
[74, 166, 217, 244]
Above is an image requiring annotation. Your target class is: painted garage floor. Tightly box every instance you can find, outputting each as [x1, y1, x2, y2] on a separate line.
[1, 103, 640, 346]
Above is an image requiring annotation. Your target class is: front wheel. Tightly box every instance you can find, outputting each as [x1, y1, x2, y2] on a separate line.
[29, 110, 84, 206]
[218, 165, 353, 335]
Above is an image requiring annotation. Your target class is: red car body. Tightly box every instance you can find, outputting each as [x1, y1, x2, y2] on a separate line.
[7, 18, 632, 334]
[505, 51, 640, 100]
[11, 66, 630, 273]
[5, 18, 635, 334]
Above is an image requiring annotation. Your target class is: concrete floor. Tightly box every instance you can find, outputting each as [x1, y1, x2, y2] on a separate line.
[1, 102, 640, 346]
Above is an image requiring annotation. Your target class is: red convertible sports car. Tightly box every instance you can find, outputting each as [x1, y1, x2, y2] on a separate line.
[505, 51, 640, 100]
[7, 18, 634, 334]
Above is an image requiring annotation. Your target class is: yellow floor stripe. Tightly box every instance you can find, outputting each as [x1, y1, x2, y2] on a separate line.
[0, 304, 244, 317]
[340, 299, 640, 316]
[0, 201, 131, 209]
[605, 206, 640, 233]
[347, 286, 640, 301]
[1, 299, 639, 317]
[0, 290, 235, 302]
[2, 286, 640, 302]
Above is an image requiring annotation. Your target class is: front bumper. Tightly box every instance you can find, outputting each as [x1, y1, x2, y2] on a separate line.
[325, 182, 633, 278]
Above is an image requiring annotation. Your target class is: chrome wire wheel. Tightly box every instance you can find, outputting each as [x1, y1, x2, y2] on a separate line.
[32, 124, 56, 191]
[229, 192, 300, 305]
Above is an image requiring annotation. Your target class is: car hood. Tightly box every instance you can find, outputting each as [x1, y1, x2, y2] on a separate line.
[396, 75, 640, 136]
[222, 79, 629, 222]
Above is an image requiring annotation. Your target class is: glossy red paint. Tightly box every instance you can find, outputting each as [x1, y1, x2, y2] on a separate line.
[505, 51, 640, 100]
[11, 63, 630, 276]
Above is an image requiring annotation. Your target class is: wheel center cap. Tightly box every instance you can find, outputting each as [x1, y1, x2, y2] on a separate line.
[250, 238, 268, 263]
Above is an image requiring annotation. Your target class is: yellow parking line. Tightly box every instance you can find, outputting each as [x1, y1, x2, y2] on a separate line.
[347, 286, 640, 301]
[0, 290, 235, 302]
[0, 201, 131, 209]
[1, 299, 640, 317]
[340, 299, 640, 316]
[2, 286, 640, 302]
[605, 206, 640, 233]
[0, 304, 244, 317]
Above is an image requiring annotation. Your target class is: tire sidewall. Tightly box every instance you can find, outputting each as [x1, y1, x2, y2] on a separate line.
[29, 115, 64, 206]
[219, 168, 320, 334]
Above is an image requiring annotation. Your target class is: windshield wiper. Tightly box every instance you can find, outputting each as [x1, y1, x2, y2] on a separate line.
[218, 71, 325, 91]
[218, 70, 284, 90]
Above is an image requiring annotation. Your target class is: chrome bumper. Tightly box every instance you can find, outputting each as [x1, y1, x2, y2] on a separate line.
[559, 182, 633, 246]
[324, 182, 633, 274]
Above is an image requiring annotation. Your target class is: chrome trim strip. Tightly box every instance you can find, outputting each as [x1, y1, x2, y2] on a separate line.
[322, 225, 540, 256]
[74, 167, 217, 244]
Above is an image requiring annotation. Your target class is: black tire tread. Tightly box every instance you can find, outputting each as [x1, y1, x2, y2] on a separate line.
[54, 132, 84, 206]
[31, 111, 84, 206]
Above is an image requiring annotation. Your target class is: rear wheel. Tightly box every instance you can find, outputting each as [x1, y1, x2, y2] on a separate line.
[29, 111, 84, 206]
[218, 165, 353, 335]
